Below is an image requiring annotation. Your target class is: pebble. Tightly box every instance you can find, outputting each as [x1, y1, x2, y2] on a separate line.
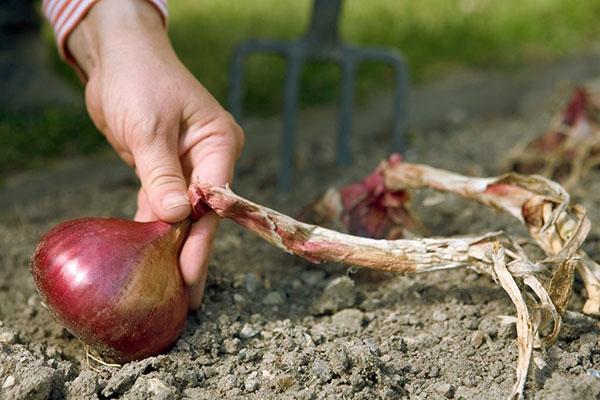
[363, 338, 380, 356]
[262, 291, 285, 306]
[360, 297, 382, 312]
[3, 375, 15, 389]
[175, 366, 202, 387]
[463, 317, 479, 330]
[45, 345, 63, 359]
[239, 323, 260, 339]
[471, 330, 484, 348]
[488, 361, 503, 378]
[219, 375, 238, 391]
[244, 371, 260, 392]
[0, 329, 18, 344]
[145, 378, 176, 400]
[478, 317, 498, 337]
[435, 382, 456, 399]
[557, 351, 583, 370]
[176, 338, 191, 352]
[316, 276, 356, 314]
[27, 294, 38, 307]
[587, 369, 600, 378]
[202, 366, 217, 379]
[429, 365, 440, 378]
[244, 273, 262, 293]
[233, 294, 246, 304]
[312, 358, 333, 383]
[261, 329, 273, 340]
[328, 347, 350, 374]
[432, 310, 449, 322]
[223, 338, 242, 354]
[498, 322, 517, 339]
[331, 308, 364, 334]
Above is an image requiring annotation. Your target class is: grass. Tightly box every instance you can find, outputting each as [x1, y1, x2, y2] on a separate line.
[0, 108, 108, 177]
[1, 0, 599, 176]
[169, 0, 600, 114]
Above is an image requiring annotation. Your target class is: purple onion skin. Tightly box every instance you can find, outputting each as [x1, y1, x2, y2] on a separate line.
[31, 218, 190, 363]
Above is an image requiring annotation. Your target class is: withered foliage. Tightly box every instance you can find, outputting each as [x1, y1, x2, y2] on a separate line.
[507, 85, 600, 188]
[191, 156, 599, 399]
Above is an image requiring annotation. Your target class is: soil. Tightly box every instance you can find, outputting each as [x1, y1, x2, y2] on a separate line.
[2, 73, 600, 399]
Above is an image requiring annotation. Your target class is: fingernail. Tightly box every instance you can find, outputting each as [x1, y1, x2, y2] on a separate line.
[162, 192, 190, 210]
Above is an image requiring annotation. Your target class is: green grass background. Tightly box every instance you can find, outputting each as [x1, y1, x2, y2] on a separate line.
[2, 0, 599, 176]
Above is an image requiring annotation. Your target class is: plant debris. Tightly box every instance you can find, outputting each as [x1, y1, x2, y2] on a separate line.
[506, 85, 600, 188]
[190, 157, 594, 399]
[298, 154, 426, 239]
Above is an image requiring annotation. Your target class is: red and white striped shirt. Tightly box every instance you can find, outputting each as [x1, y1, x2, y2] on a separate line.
[43, 0, 168, 60]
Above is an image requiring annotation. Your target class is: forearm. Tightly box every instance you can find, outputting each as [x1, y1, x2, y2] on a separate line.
[67, 0, 171, 76]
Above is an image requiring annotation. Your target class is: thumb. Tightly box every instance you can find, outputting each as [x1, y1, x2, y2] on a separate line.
[133, 136, 191, 223]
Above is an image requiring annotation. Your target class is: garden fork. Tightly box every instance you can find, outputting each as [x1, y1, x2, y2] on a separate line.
[229, 0, 409, 190]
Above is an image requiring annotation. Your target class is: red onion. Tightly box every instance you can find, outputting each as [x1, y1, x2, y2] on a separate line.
[31, 218, 190, 363]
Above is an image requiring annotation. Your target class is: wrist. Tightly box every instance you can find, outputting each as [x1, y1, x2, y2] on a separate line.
[67, 0, 169, 76]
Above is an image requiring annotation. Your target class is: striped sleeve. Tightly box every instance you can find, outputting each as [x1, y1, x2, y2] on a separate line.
[42, 0, 168, 60]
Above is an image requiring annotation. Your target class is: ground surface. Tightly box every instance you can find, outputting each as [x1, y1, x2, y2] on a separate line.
[2, 72, 600, 399]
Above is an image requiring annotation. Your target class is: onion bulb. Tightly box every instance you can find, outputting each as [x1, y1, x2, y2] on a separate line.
[31, 218, 190, 363]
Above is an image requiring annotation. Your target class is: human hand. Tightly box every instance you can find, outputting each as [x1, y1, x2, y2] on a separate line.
[67, 0, 244, 309]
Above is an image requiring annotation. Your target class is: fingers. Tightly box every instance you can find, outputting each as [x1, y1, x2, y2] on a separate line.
[134, 188, 158, 222]
[180, 112, 244, 185]
[180, 119, 244, 309]
[187, 284, 207, 311]
[180, 212, 219, 309]
[133, 132, 191, 223]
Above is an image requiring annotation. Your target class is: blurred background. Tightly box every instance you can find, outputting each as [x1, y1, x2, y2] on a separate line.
[1, 0, 600, 180]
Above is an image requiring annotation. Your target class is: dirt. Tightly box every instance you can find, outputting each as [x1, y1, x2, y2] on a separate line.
[3, 77, 600, 399]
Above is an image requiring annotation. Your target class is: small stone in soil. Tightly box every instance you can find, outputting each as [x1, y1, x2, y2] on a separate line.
[363, 338, 380, 356]
[432, 310, 449, 322]
[223, 338, 242, 354]
[262, 291, 285, 305]
[244, 371, 260, 392]
[233, 293, 246, 304]
[360, 297, 383, 312]
[0, 329, 19, 344]
[239, 323, 260, 339]
[429, 366, 440, 378]
[471, 331, 484, 348]
[2, 375, 15, 389]
[587, 369, 600, 378]
[312, 358, 333, 383]
[328, 347, 350, 374]
[219, 375, 238, 391]
[314, 276, 356, 314]
[498, 323, 517, 340]
[244, 273, 262, 292]
[137, 377, 176, 400]
[331, 308, 364, 334]
[435, 382, 456, 398]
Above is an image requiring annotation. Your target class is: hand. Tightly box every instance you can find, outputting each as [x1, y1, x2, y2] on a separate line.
[67, 0, 244, 309]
